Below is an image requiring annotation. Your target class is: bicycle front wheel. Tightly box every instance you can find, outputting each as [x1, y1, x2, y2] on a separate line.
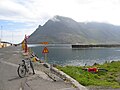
[17, 65, 26, 78]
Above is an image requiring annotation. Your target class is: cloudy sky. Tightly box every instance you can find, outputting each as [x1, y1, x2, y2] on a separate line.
[0, 0, 120, 43]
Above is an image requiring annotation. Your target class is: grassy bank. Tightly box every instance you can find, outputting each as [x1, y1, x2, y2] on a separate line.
[56, 61, 120, 88]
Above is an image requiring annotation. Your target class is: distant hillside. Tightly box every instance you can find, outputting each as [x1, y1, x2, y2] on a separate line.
[27, 15, 120, 44]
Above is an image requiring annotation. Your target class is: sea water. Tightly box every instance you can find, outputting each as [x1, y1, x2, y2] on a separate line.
[30, 44, 120, 66]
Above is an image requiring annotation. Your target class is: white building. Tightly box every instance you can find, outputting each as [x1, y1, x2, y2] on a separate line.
[0, 41, 12, 48]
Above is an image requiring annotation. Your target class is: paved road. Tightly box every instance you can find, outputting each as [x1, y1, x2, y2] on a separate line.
[0, 46, 79, 90]
[0, 46, 26, 90]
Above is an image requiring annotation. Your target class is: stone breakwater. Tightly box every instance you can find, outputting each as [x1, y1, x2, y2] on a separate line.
[72, 44, 120, 48]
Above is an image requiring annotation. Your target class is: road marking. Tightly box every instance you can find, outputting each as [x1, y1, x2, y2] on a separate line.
[0, 60, 18, 67]
[19, 87, 22, 90]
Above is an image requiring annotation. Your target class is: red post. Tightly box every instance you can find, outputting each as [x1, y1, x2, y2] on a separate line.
[24, 35, 28, 53]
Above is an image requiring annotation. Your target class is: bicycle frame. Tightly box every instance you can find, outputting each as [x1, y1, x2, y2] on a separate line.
[23, 59, 31, 72]
[18, 58, 35, 78]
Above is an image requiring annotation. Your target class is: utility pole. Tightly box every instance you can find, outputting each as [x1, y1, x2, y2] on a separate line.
[0, 26, 2, 47]
[1, 26, 3, 41]
[0, 26, 2, 43]
[12, 31, 13, 44]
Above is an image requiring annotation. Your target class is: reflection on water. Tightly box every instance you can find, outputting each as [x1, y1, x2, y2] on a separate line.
[31, 45, 120, 66]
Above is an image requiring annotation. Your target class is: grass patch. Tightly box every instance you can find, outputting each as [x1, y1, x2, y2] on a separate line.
[56, 61, 120, 88]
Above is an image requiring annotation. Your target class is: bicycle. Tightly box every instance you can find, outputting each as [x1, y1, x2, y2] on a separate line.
[82, 68, 108, 73]
[17, 58, 35, 78]
[82, 63, 108, 73]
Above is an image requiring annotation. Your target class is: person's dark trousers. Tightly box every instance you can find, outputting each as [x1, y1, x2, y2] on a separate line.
[30, 61, 35, 74]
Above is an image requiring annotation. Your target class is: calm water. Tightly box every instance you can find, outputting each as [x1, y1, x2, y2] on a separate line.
[30, 45, 120, 66]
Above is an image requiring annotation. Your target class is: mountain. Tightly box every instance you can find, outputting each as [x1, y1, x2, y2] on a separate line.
[27, 15, 120, 44]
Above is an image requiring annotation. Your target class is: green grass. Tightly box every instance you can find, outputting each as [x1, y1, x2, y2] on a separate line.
[56, 61, 120, 88]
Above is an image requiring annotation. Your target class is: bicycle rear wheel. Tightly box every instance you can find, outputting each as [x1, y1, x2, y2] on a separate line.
[98, 68, 108, 72]
[17, 65, 26, 78]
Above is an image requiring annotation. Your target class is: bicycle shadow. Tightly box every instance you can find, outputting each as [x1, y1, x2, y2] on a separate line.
[8, 76, 22, 81]
[8, 74, 33, 82]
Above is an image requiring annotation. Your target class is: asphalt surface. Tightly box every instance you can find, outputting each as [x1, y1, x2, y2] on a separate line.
[0, 46, 79, 90]
[0, 46, 26, 90]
